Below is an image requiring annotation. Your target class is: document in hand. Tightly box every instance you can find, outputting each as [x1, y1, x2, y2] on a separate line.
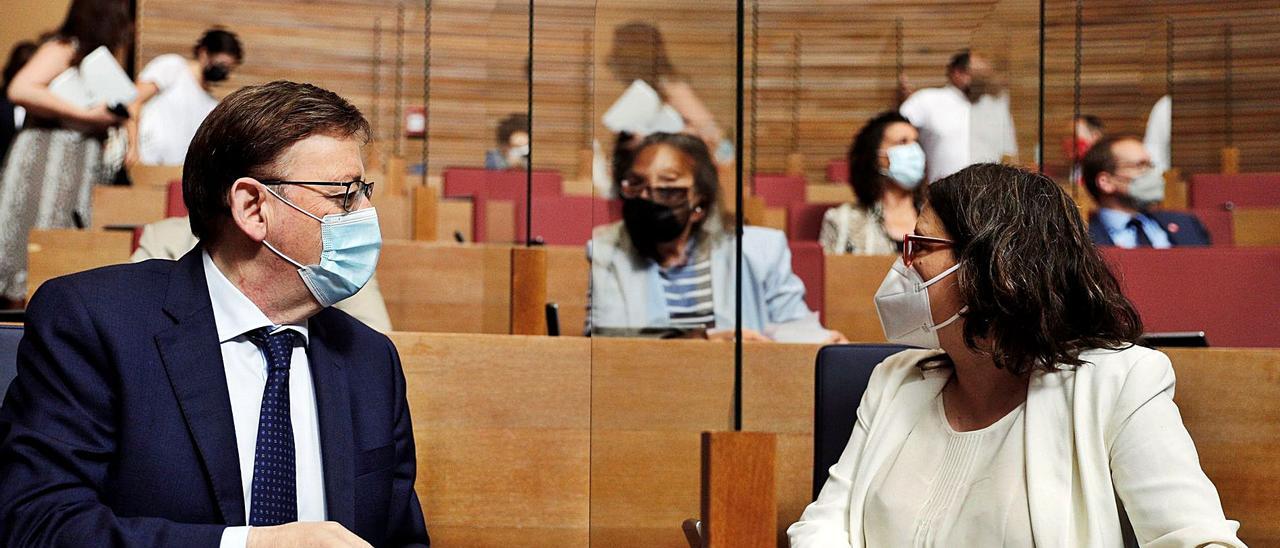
[49, 46, 138, 109]
[602, 79, 684, 137]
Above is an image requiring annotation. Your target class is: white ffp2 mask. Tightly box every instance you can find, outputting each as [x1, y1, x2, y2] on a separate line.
[873, 257, 965, 348]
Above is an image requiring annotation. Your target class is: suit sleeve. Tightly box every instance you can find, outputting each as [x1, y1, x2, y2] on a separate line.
[1107, 351, 1244, 547]
[0, 279, 226, 547]
[383, 339, 431, 547]
[757, 230, 814, 325]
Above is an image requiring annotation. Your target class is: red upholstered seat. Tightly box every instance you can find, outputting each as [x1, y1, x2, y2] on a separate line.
[517, 196, 622, 246]
[788, 202, 842, 241]
[826, 159, 849, 184]
[1101, 247, 1280, 347]
[788, 240, 825, 321]
[165, 180, 187, 218]
[1189, 172, 1280, 209]
[753, 174, 806, 208]
[442, 167, 562, 242]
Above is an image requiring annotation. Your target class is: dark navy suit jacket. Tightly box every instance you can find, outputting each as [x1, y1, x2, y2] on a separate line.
[0, 248, 429, 547]
[1088, 209, 1212, 247]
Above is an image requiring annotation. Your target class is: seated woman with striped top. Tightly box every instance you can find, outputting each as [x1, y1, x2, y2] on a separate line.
[588, 132, 845, 343]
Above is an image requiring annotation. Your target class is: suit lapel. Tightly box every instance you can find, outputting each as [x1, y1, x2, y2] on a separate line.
[1025, 368, 1076, 547]
[155, 248, 246, 525]
[308, 315, 356, 529]
[1086, 213, 1113, 246]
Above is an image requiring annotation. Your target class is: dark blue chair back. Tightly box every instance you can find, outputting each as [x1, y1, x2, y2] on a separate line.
[0, 324, 23, 405]
[812, 343, 911, 500]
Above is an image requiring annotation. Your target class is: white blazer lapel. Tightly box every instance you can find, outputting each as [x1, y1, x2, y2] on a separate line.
[1026, 368, 1077, 548]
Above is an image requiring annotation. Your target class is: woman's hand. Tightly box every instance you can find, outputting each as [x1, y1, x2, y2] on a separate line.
[706, 328, 771, 342]
[78, 104, 125, 129]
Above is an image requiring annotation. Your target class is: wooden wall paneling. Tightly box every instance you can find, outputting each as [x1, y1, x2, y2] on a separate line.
[438, 199, 474, 242]
[393, 332, 591, 546]
[823, 254, 897, 344]
[509, 246, 548, 335]
[376, 241, 511, 333]
[26, 229, 134, 297]
[588, 337, 735, 547]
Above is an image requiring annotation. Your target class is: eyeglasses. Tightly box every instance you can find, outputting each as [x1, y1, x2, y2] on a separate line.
[903, 233, 953, 268]
[619, 179, 693, 206]
[259, 180, 375, 213]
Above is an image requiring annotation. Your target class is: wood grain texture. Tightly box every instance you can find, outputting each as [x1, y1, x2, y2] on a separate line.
[26, 229, 133, 297]
[823, 254, 896, 344]
[510, 247, 548, 335]
[376, 241, 511, 333]
[545, 245, 589, 337]
[393, 332, 591, 547]
[701, 431, 777, 548]
[1231, 207, 1280, 247]
[90, 186, 168, 229]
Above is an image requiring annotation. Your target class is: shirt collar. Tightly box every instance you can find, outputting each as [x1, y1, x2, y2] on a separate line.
[202, 250, 309, 344]
[1097, 207, 1138, 233]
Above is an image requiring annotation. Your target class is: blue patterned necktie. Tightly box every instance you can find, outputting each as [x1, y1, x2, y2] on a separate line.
[244, 327, 299, 526]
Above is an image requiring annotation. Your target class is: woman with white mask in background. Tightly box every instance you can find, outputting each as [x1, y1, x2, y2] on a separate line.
[820, 111, 925, 255]
[790, 163, 1243, 547]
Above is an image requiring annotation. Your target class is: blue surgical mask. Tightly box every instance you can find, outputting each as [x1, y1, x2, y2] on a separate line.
[879, 142, 926, 190]
[262, 187, 382, 308]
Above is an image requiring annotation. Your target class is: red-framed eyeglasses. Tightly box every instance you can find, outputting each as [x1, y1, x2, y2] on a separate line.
[903, 233, 954, 268]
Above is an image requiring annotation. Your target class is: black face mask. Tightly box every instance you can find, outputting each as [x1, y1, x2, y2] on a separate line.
[622, 197, 693, 258]
[203, 64, 230, 83]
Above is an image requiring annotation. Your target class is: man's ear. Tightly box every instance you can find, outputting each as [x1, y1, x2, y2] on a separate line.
[1096, 172, 1120, 196]
[227, 177, 270, 243]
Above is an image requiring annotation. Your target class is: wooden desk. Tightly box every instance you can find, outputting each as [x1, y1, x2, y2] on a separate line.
[390, 333, 1280, 547]
[822, 254, 896, 343]
[26, 229, 133, 297]
[91, 186, 167, 229]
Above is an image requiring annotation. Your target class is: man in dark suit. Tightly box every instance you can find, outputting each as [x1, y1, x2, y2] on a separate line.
[0, 81, 429, 547]
[1081, 134, 1210, 248]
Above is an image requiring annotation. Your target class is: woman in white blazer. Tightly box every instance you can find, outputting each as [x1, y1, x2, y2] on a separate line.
[789, 163, 1243, 547]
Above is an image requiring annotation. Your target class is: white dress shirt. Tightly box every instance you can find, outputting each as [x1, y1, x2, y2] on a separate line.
[203, 251, 327, 547]
[900, 85, 1018, 183]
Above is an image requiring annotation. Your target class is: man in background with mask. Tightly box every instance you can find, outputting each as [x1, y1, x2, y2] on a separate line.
[126, 27, 243, 167]
[899, 50, 1019, 183]
[484, 112, 529, 170]
[1081, 134, 1209, 248]
[0, 81, 430, 547]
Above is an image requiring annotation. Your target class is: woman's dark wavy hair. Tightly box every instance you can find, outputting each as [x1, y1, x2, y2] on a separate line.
[847, 111, 924, 210]
[927, 163, 1142, 374]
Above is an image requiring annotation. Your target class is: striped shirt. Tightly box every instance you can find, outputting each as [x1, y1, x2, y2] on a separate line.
[659, 238, 715, 328]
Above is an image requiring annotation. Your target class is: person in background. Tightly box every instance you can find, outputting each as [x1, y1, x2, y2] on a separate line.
[0, 80, 429, 546]
[589, 132, 845, 343]
[594, 22, 731, 197]
[0, 0, 131, 307]
[900, 50, 1018, 183]
[126, 28, 243, 167]
[1082, 134, 1209, 248]
[0, 40, 38, 167]
[1063, 113, 1104, 185]
[820, 111, 923, 255]
[789, 163, 1242, 547]
[484, 112, 529, 170]
[1143, 94, 1172, 173]
[131, 215, 393, 332]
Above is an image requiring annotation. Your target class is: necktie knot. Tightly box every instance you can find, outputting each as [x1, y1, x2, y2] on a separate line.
[245, 327, 298, 372]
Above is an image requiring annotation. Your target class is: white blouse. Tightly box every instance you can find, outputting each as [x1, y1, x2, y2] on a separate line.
[864, 394, 1031, 547]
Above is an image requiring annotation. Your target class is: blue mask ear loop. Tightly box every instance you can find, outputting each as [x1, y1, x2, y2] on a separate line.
[259, 183, 322, 269]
